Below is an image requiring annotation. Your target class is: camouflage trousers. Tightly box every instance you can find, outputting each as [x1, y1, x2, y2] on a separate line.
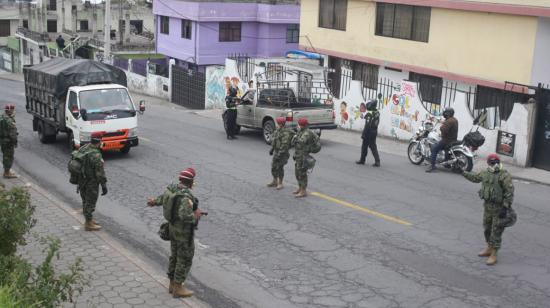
[483, 202, 506, 250]
[294, 157, 308, 189]
[1, 143, 15, 171]
[271, 153, 289, 179]
[79, 182, 99, 221]
[168, 238, 195, 284]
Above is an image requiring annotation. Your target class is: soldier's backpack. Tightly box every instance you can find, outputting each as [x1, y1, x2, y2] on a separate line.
[310, 133, 321, 154]
[162, 189, 192, 223]
[68, 149, 90, 185]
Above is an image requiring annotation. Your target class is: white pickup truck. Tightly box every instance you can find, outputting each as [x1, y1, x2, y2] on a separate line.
[24, 58, 144, 154]
[234, 86, 337, 144]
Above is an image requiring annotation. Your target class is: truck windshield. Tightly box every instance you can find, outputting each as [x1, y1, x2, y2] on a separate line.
[79, 88, 135, 118]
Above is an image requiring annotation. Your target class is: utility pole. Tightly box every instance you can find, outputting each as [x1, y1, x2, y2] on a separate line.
[103, 0, 111, 62]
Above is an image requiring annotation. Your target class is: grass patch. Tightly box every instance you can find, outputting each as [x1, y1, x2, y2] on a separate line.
[115, 53, 165, 60]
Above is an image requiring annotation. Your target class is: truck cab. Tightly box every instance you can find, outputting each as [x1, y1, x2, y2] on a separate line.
[65, 84, 139, 153]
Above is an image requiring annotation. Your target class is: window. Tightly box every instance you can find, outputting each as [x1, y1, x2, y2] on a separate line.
[376, 3, 431, 42]
[79, 20, 89, 32]
[130, 20, 143, 34]
[47, 0, 56, 11]
[219, 22, 241, 42]
[68, 91, 78, 116]
[0, 20, 10, 37]
[160, 16, 169, 34]
[409, 72, 442, 104]
[47, 19, 57, 33]
[352, 61, 379, 90]
[286, 24, 299, 43]
[181, 19, 192, 39]
[319, 0, 347, 31]
[22, 20, 28, 29]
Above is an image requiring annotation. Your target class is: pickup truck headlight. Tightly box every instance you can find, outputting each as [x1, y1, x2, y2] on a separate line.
[80, 132, 91, 142]
[128, 128, 138, 138]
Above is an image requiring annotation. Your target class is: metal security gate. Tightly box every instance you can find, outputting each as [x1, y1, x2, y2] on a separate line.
[171, 65, 205, 109]
[533, 87, 550, 171]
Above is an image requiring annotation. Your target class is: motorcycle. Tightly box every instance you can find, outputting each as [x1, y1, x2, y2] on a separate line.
[407, 114, 486, 173]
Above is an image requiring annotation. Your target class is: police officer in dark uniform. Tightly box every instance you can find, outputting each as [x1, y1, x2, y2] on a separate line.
[356, 100, 381, 167]
[224, 85, 239, 140]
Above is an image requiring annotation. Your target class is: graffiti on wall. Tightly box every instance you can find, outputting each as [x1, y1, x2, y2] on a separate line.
[205, 66, 226, 109]
[388, 81, 421, 135]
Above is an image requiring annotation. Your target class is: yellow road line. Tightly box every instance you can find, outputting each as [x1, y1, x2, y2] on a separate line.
[310, 191, 413, 226]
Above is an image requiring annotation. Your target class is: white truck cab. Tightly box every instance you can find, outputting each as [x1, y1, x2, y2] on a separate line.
[65, 84, 141, 153]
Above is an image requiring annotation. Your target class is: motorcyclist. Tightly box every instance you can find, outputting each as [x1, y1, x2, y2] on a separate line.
[426, 107, 458, 172]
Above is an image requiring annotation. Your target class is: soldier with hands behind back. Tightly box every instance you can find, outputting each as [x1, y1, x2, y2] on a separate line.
[268, 117, 295, 190]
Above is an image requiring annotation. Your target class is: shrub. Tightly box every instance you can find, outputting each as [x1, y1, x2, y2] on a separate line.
[0, 188, 35, 256]
[0, 188, 88, 307]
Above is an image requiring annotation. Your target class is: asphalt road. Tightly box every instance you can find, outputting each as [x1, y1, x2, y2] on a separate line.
[3, 78, 550, 308]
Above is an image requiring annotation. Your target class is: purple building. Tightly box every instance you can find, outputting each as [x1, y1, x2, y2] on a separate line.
[153, 0, 300, 70]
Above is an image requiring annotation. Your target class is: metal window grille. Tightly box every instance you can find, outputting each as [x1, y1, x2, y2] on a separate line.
[286, 24, 299, 43]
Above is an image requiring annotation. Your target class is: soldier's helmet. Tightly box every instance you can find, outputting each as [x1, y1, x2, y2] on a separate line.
[366, 100, 377, 111]
[179, 168, 196, 181]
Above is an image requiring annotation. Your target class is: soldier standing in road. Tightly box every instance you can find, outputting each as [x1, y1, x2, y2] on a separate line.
[356, 100, 381, 167]
[0, 104, 19, 179]
[78, 137, 107, 231]
[147, 168, 202, 298]
[463, 153, 515, 266]
[292, 118, 318, 198]
[268, 117, 295, 190]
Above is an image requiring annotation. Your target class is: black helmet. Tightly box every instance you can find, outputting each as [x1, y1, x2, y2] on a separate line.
[229, 86, 238, 97]
[442, 107, 454, 118]
[366, 100, 377, 111]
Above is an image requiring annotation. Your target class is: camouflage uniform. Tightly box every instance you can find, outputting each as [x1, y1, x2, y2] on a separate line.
[271, 127, 295, 180]
[0, 113, 18, 173]
[464, 168, 514, 250]
[155, 184, 197, 284]
[78, 144, 106, 221]
[293, 128, 317, 190]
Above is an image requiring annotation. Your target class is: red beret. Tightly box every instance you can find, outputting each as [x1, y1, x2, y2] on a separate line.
[179, 168, 196, 180]
[298, 118, 308, 126]
[276, 117, 286, 125]
[4, 104, 15, 111]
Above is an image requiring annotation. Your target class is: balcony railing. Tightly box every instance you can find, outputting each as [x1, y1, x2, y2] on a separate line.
[16, 27, 49, 43]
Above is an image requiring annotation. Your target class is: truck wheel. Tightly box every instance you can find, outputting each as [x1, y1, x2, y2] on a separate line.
[37, 121, 56, 144]
[67, 132, 76, 151]
[263, 120, 275, 145]
[120, 146, 131, 154]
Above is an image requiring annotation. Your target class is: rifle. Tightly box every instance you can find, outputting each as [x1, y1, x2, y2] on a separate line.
[192, 198, 208, 230]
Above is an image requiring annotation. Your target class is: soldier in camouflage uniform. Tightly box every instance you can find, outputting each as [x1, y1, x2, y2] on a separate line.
[0, 105, 19, 179]
[268, 117, 295, 190]
[463, 153, 514, 266]
[292, 118, 317, 198]
[147, 168, 202, 298]
[78, 137, 107, 231]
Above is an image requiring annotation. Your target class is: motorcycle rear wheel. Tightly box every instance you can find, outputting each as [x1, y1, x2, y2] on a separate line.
[452, 152, 473, 173]
[408, 142, 424, 165]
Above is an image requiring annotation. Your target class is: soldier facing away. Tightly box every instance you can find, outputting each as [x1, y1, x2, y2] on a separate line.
[147, 168, 203, 298]
[268, 117, 295, 190]
[292, 118, 318, 198]
[463, 153, 514, 266]
[0, 104, 19, 179]
[78, 137, 108, 231]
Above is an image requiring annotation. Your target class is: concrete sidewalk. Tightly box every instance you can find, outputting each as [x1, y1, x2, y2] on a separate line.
[2, 175, 203, 308]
